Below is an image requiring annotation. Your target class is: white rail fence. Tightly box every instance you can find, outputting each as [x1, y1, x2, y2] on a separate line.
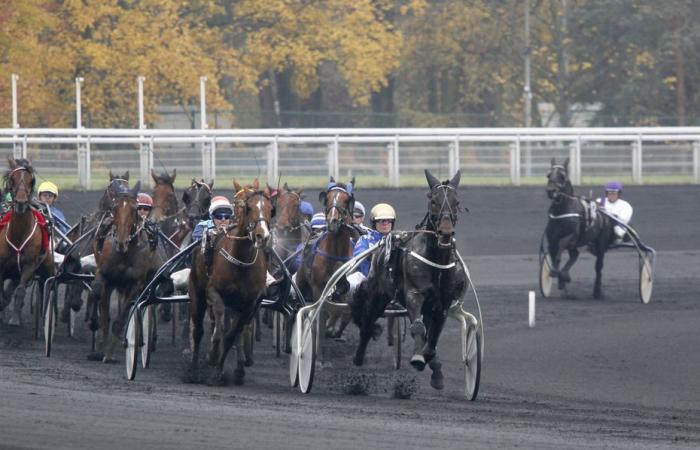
[0, 127, 699, 189]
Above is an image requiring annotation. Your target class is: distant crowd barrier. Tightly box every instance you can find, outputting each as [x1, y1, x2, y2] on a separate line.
[0, 127, 699, 189]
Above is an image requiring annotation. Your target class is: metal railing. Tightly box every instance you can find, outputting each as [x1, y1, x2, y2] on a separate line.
[1, 127, 699, 189]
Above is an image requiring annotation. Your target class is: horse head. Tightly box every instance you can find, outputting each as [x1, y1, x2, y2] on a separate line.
[150, 169, 178, 220]
[182, 178, 213, 225]
[319, 176, 355, 233]
[5, 157, 35, 213]
[111, 181, 141, 253]
[425, 169, 461, 249]
[100, 171, 130, 211]
[274, 182, 303, 231]
[546, 157, 571, 200]
[233, 178, 274, 249]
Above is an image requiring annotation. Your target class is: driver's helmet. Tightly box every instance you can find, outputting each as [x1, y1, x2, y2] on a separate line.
[299, 200, 314, 217]
[310, 212, 327, 230]
[38, 181, 59, 199]
[370, 203, 396, 226]
[209, 195, 233, 218]
[604, 181, 623, 193]
[136, 193, 153, 209]
[353, 201, 366, 218]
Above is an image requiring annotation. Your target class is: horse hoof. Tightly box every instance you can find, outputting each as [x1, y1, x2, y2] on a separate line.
[430, 373, 444, 390]
[208, 372, 226, 387]
[371, 323, 383, 340]
[232, 368, 245, 386]
[87, 352, 104, 361]
[7, 314, 21, 327]
[244, 357, 254, 367]
[102, 356, 118, 364]
[353, 354, 364, 367]
[70, 298, 83, 312]
[410, 354, 426, 371]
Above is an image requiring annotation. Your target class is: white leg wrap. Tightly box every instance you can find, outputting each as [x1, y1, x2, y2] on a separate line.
[346, 272, 366, 297]
[266, 271, 276, 287]
[614, 225, 626, 239]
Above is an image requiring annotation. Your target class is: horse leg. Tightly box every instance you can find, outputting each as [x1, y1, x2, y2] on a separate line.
[405, 289, 428, 371]
[558, 247, 579, 288]
[423, 309, 448, 389]
[206, 289, 226, 370]
[90, 283, 111, 361]
[218, 312, 248, 386]
[188, 288, 207, 372]
[547, 240, 561, 278]
[8, 270, 33, 327]
[0, 275, 9, 313]
[593, 246, 606, 299]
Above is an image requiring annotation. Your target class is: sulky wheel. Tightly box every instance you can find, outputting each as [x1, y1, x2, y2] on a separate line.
[33, 281, 41, 341]
[539, 252, 553, 298]
[463, 325, 482, 401]
[273, 311, 282, 358]
[125, 308, 140, 380]
[639, 253, 654, 304]
[43, 287, 56, 357]
[289, 314, 300, 387]
[298, 313, 317, 394]
[141, 306, 156, 369]
[392, 317, 403, 370]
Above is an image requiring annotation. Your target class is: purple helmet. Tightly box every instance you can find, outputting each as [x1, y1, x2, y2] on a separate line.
[605, 181, 623, 193]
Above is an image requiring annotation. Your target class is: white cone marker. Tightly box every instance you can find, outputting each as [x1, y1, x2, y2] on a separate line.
[528, 290, 536, 328]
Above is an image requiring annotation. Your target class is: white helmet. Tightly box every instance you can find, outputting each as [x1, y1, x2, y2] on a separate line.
[209, 195, 233, 216]
[370, 203, 396, 221]
[353, 201, 366, 217]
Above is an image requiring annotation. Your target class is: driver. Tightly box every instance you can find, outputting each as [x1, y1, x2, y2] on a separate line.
[597, 181, 633, 244]
[345, 203, 396, 295]
[37, 181, 70, 236]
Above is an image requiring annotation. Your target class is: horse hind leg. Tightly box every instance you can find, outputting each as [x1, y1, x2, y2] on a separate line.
[593, 248, 605, 299]
[351, 283, 386, 366]
[7, 280, 26, 327]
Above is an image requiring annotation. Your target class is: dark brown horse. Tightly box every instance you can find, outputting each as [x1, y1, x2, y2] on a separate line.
[296, 177, 355, 337]
[188, 179, 273, 385]
[150, 169, 180, 236]
[170, 179, 213, 247]
[87, 180, 163, 362]
[0, 158, 54, 326]
[351, 170, 466, 390]
[270, 182, 308, 274]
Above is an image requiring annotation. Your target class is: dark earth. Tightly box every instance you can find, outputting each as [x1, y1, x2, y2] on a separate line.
[1, 184, 699, 449]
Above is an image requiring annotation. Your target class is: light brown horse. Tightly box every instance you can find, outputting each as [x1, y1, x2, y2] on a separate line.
[270, 182, 307, 275]
[0, 158, 53, 326]
[188, 179, 273, 385]
[87, 180, 162, 362]
[295, 177, 356, 337]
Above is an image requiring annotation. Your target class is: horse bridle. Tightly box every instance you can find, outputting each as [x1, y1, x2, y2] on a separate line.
[185, 181, 211, 221]
[427, 184, 459, 229]
[234, 188, 272, 238]
[7, 167, 33, 209]
[276, 190, 303, 231]
[324, 188, 353, 227]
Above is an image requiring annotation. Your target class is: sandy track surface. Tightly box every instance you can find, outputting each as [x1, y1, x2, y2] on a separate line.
[1, 185, 698, 449]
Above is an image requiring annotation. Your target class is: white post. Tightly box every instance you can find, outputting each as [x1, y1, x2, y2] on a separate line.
[11, 74, 22, 159]
[693, 141, 700, 184]
[631, 137, 642, 184]
[75, 77, 89, 189]
[528, 291, 536, 328]
[75, 77, 84, 129]
[511, 139, 521, 186]
[387, 137, 399, 187]
[328, 137, 339, 180]
[448, 138, 460, 177]
[137, 76, 152, 188]
[11, 74, 19, 128]
[267, 138, 279, 186]
[568, 139, 581, 185]
[199, 76, 212, 181]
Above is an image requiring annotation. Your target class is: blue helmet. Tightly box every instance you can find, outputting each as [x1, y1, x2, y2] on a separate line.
[310, 212, 326, 229]
[605, 181, 623, 193]
[299, 200, 314, 217]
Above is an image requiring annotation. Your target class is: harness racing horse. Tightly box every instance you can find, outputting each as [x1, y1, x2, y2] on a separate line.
[172, 179, 213, 247]
[87, 180, 163, 362]
[188, 179, 273, 385]
[545, 158, 614, 298]
[270, 183, 308, 275]
[0, 158, 53, 326]
[351, 169, 466, 390]
[150, 169, 180, 237]
[296, 177, 356, 338]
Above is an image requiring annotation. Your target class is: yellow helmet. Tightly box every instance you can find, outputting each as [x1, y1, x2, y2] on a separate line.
[370, 203, 396, 221]
[38, 181, 59, 198]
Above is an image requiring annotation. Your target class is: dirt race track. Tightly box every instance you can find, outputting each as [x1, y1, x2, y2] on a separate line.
[1, 184, 699, 449]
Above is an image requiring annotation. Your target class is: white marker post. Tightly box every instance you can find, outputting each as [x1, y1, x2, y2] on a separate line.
[528, 290, 536, 328]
